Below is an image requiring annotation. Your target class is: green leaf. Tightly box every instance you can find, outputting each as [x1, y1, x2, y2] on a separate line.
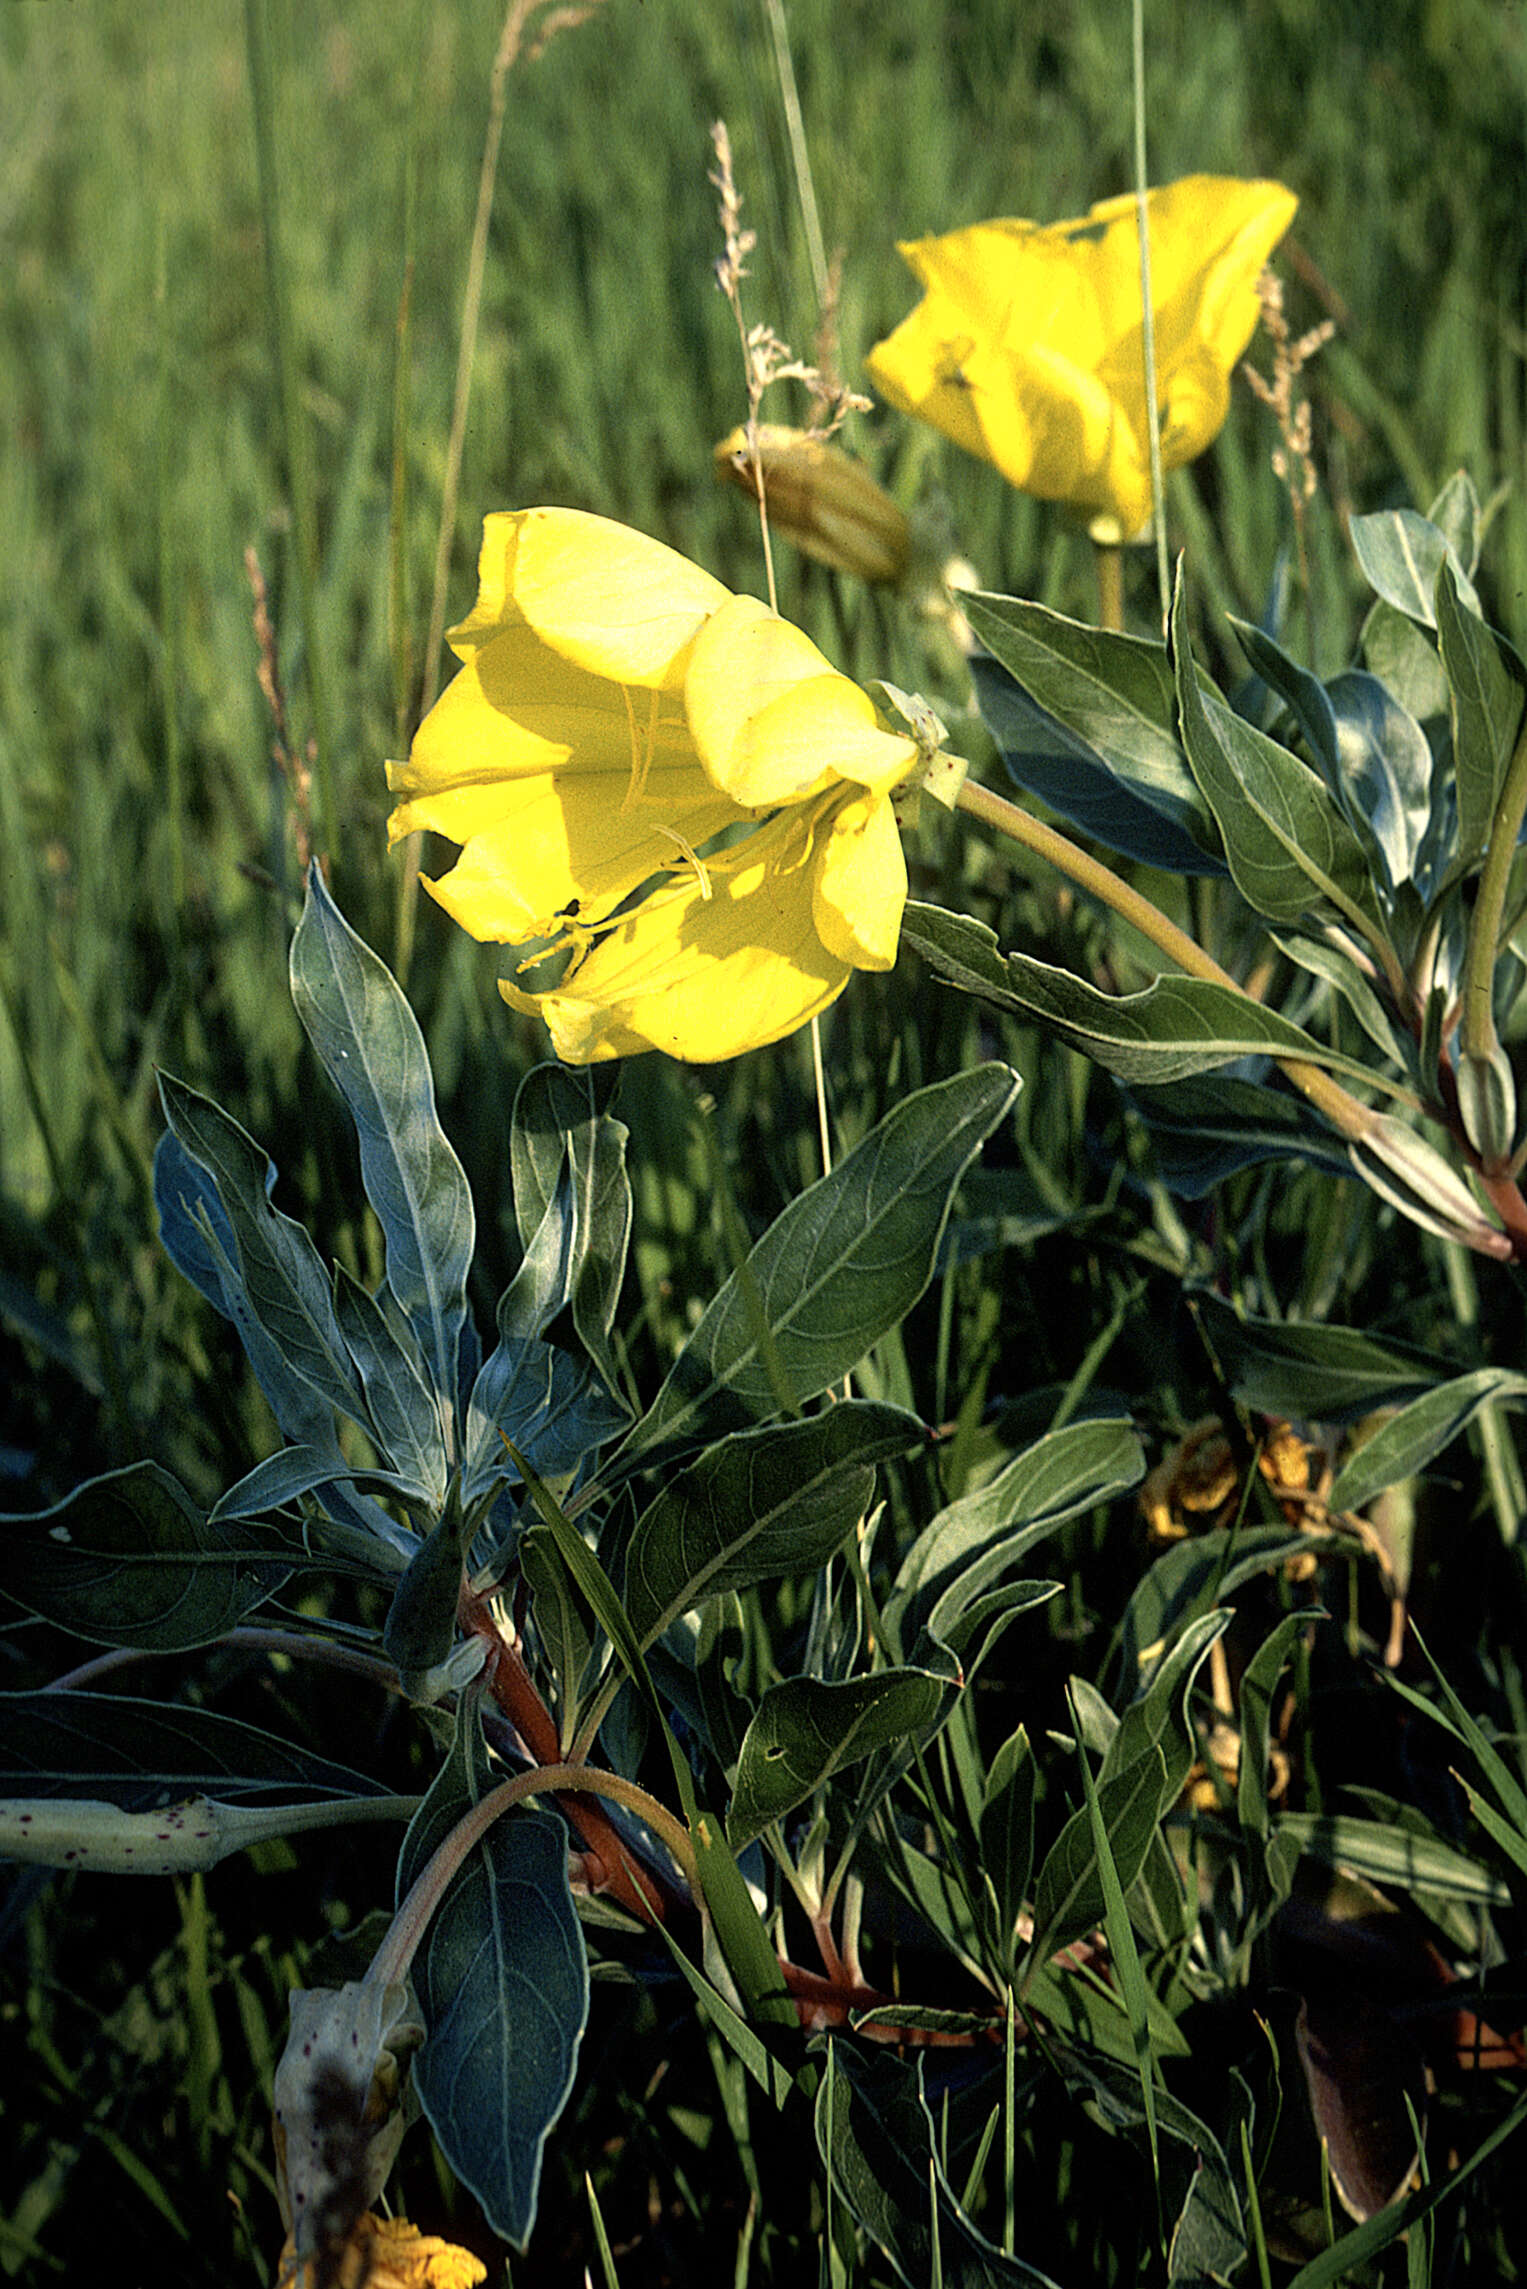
[979, 1726, 1037, 1959]
[1238, 1612, 1309, 1847]
[1191, 1290, 1446, 1420]
[1116, 1526, 1311, 1690]
[289, 863, 474, 1408]
[621, 1065, 1020, 1460]
[520, 1526, 592, 1744]
[1230, 617, 1340, 781]
[1435, 561, 1525, 865]
[1171, 571, 1387, 933]
[1129, 1074, 1351, 1196]
[1428, 468, 1482, 576]
[887, 1415, 1143, 1669]
[1027, 1743, 1167, 1963]
[332, 1265, 449, 1505]
[728, 1669, 949, 1850]
[1361, 601, 1448, 725]
[901, 904, 1373, 1087]
[1274, 1812, 1511, 1905]
[1325, 670, 1434, 893]
[0, 1689, 394, 1804]
[1104, 1609, 1229, 1807]
[688, 1809, 798, 2027]
[508, 1064, 632, 1391]
[1271, 929, 1413, 1067]
[398, 1695, 588, 2251]
[1326, 1366, 1527, 1509]
[0, 1462, 290, 1650]
[158, 1073, 365, 1427]
[623, 1402, 925, 1652]
[815, 2045, 1063, 2289]
[964, 597, 1224, 874]
[1349, 506, 1480, 628]
[382, 1482, 471, 1700]
[964, 596, 1210, 845]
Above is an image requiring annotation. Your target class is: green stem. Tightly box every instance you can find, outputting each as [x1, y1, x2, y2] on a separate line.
[1095, 540, 1124, 634]
[954, 776, 1377, 1144]
[1461, 711, 1527, 1065]
[369, 1763, 701, 1990]
[244, 0, 337, 863]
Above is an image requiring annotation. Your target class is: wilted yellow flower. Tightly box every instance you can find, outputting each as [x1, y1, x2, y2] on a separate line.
[278, 2212, 487, 2289]
[714, 423, 910, 584]
[387, 508, 922, 1062]
[866, 175, 1298, 538]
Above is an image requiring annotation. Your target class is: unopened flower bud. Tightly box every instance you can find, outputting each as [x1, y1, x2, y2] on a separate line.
[714, 424, 910, 585]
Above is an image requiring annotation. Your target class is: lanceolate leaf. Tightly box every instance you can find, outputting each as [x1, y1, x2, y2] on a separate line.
[1190, 1290, 1446, 1420]
[728, 1669, 948, 1849]
[290, 863, 474, 1410]
[1435, 561, 1525, 865]
[623, 1403, 924, 1651]
[966, 591, 1222, 868]
[1028, 1744, 1168, 1963]
[508, 1064, 632, 1390]
[0, 1690, 394, 1804]
[461, 1329, 631, 1507]
[1324, 670, 1433, 892]
[0, 1462, 291, 1649]
[1327, 1367, 1527, 1511]
[887, 1416, 1143, 1667]
[1171, 573, 1387, 933]
[399, 1698, 588, 2251]
[332, 1263, 449, 1506]
[621, 1065, 1020, 1461]
[158, 1073, 365, 1426]
[1129, 1075, 1351, 1195]
[902, 904, 1372, 1087]
[815, 2045, 1064, 2289]
[1350, 506, 1480, 628]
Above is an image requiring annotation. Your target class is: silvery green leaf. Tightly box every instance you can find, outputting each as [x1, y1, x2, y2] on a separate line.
[461, 1332, 630, 1508]
[728, 1669, 949, 1850]
[508, 1064, 631, 1392]
[965, 591, 1225, 874]
[1171, 572, 1389, 934]
[289, 863, 474, 1415]
[1351, 506, 1481, 626]
[902, 904, 1376, 1087]
[1435, 561, 1526, 866]
[621, 1064, 1020, 1462]
[1324, 670, 1434, 893]
[1, 1462, 291, 1650]
[1456, 1043, 1518, 1166]
[332, 1263, 450, 1506]
[158, 1072, 366, 1426]
[1129, 1074, 1352, 1195]
[398, 1697, 587, 2251]
[1328, 1367, 1527, 1510]
[1361, 599, 1449, 725]
[1427, 468, 1482, 578]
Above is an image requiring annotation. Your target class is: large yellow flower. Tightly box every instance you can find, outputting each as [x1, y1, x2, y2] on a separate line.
[387, 508, 920, 1062]
[866, 175, 1298, 538]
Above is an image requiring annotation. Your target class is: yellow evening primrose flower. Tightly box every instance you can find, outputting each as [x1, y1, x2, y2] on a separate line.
[865, 174, 1298, 540]
[386, 507, 922, 1062]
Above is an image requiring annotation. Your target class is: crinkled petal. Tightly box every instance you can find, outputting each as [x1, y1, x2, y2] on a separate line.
[386, 622, 746, 938]
[869, 176, 1296, 529]
[501, 813, 852, 1063]
[446, 507, 730, 689]
[409, 764, 740, 942]
[811, 789, 908, 970]
[685, 595, 916, 805]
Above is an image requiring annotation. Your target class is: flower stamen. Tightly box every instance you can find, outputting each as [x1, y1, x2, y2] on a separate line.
[654, 824, 714, 901]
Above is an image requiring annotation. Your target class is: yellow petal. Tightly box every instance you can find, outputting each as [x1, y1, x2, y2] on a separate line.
[412, 763, 741, 942]
[685, 595, 916, 806]
[387, 622, 748, 938]
[444, 507, 730, 690]
[811, 789, 907, 970]
[502, 812, 852, 1063]
[868, 177, 1296, 528]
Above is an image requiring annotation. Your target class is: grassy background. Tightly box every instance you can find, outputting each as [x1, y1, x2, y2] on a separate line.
[3, 0, 1527, 2280]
